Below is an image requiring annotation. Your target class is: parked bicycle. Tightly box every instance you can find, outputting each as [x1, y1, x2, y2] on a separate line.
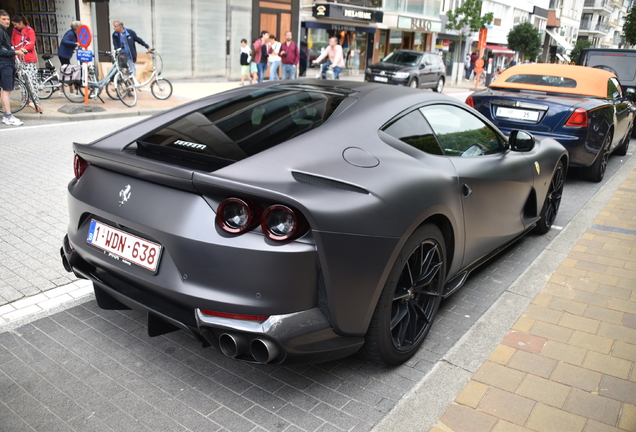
[134, 50, 172, 99]
[62, 48, 137, 107]
[35, 54, 61, 99]
[0, 40, 41, 115]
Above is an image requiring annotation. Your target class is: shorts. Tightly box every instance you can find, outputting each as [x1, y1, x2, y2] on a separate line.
[250, 62, 257, 74]
[241, 65, 250, 76]
[0, 63, 15, 91]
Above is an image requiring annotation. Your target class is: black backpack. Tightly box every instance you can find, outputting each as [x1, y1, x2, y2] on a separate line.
[240, 52, 249, 66]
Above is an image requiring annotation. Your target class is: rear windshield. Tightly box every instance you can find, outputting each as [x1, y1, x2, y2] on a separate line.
[136, 87, 348, 170]
[505, 74, 577, 88]
[382, 51, 422, 66]
[587, 54, 636, 82]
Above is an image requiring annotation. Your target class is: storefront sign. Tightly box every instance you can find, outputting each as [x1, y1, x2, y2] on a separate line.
[303, 21, 377, 34]
[313, 4, 383, 24]
[397, 16, 441, 33]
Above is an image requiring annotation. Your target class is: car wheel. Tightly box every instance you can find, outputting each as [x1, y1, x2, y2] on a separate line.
[580, 133, 612, 182]
[534, 160, 565, 234]
[433, 77, 444, 93]
[615, 126, 631, 156]
[360, 224, 445, 364]
[408, 78, 418, 88]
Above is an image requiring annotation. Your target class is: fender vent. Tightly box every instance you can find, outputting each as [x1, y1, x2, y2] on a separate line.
[292, 172, 369, 194]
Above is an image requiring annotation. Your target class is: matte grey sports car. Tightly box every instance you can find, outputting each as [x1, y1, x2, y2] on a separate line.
[61, 80, 568, 365]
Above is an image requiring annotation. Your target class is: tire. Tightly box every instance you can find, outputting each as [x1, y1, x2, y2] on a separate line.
[0, 80, 27, 114]
[534, 160, 565, 234]
[37, 76, 54, 99]
[106, 78, 119, 100]
[615, 125, 631, 156]
[579, 133, 611, 182]
[62, 83, 84, 103]
[360, 224, 446, 365]
[115, 75, 138, 107]
[150, 78, 173, 99]
[433, 77, 444, 93]
[408, 78, 418, 89]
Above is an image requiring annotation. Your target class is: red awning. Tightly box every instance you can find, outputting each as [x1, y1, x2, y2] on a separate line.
[486, 44, 515, 56]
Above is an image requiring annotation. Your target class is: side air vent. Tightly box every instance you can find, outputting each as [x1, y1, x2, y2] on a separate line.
[292, 172, 369, 194]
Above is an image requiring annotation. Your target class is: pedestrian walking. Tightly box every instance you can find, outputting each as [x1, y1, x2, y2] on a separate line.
[58, 21, 81, 65]
[469, 51, 478, 79]
[267, 35, 281, 80]
[312, 36, 345, 79]
[253, 30, 269, 83]
[112, 20, 152, 80]
[463, 54, 471, 81]
[0, 9, 26, 126]
[280, 31, 299, 80]
[239, 38, 252, 85]
[11, 13, 39, 107]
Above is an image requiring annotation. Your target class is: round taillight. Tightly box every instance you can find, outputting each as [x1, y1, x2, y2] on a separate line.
[216, 198, 261, 234]
[73, 154, 89, 180]
[261, 205, 307, 241]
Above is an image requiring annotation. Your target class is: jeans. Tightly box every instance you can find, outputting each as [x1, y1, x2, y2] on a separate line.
[269, 61, 280, 80]
[282, 63, 296, 80]
[257, 62, 268, 82]
[320, 62, 342, 79]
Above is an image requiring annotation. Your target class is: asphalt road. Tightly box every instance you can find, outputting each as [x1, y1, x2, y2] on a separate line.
[0, 117, 632, 432]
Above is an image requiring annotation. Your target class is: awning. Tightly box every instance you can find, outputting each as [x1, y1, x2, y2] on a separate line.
[486, 44, 515, 56]
[545, 29, 573, 51]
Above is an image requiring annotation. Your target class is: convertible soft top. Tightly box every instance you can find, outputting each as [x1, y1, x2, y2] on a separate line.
[491, 64, 616, 98]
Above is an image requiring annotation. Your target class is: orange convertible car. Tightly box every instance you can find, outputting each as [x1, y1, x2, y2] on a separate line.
[467, 64, 635, 182]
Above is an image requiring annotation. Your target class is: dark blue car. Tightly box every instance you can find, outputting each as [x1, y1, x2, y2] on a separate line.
[467, 64, 634, 182]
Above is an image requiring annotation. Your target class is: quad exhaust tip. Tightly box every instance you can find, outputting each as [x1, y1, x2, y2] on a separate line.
[218, 333, 281, 364]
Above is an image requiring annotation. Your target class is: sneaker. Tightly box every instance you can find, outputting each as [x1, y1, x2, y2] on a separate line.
[2, 115, 23, 126]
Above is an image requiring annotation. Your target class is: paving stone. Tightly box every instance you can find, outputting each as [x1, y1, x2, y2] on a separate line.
[568, 331, 614, 354]
[487, 344, 516, 365]
[558, 313, 600, 334]
[598, 375, 636, 405]
[563, 388, 621, 426]
[455, 380, 489, 409]
[438, 403, 498, 432]
[502, 331, 548, 354]
[507, 350, 557, 379]
[582, 351, 632, 380]
[477, 388, 535, 425]
[525, 403, 586, 432]
[598, 322, 636, 345]
[516, 374, 571, 408]
[612, 341, 636, 361]
[539, 341, 586, 365]
[528, 321, 573, 343]
[619, 403, 636, 431]
[473, 361, 526, 393]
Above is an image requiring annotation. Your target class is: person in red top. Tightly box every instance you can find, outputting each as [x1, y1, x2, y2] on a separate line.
[280, 31, 299, 80]
[252, 30, 269, 83]
[11, 13, 39, 106]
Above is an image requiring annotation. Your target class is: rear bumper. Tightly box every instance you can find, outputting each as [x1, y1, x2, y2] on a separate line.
[61, 235, 363, 364]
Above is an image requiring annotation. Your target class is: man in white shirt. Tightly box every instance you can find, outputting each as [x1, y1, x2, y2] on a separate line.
[312, 36, 345, 79]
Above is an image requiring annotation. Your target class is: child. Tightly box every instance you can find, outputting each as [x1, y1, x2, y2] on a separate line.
[240, 39, 252, 85]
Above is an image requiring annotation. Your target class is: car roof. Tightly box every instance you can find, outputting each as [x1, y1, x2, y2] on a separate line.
[491, 64, 616, 98]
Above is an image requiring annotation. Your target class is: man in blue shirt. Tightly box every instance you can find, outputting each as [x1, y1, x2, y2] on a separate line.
[112, 20, 151, 80]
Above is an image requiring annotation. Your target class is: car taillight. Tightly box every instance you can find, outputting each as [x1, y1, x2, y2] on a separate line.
[216, 198, 262, 234]
[465, 96, 474, 107]
[73, 154, 89, 180]
[565, 108, 588, 127]
[200, 309, 269, 321]
[262, 205, 308, 241]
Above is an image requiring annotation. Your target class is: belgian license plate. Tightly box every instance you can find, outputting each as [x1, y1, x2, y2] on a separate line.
[496, 107, 539, 121]
[86, 219, 162, 272]
[374, 76, 388, 82]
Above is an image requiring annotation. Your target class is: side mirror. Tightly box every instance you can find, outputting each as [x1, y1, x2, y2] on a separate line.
[626, 87, 636, 101]
[509, 130, 535, 152]
[419, 64, 425, 69]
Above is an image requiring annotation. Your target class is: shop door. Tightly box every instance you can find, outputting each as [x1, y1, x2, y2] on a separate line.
[402, 32, 413, 50]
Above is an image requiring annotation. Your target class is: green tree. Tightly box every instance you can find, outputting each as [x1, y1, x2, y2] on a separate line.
[446, 0, 493, 84]
[622, 6, 636, 46]
[570, 39, 593, 64]
[507, 22, 542, 61]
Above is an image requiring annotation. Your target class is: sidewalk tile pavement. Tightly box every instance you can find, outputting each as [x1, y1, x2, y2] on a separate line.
[430, 169, 636, 432]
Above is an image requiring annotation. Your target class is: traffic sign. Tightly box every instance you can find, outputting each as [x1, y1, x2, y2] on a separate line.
[77, 25, 92, 48]
[76, 49, 93, 63]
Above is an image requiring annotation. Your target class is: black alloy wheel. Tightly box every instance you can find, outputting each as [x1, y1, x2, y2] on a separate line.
[534, 160, 565, 234]
[580, 133, 611, 182]
[360, 224, 445, 364]
[408, 78, 418, 88]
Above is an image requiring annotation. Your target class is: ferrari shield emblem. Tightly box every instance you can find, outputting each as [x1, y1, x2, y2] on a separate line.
[534, 162, 540, 175]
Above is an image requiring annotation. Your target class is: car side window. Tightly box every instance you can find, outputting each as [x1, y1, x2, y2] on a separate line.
[608, 78, 623, 99]
[383, 110, 444, 156]
[423, 55, 433, 66]
[419, 105, 504, 157]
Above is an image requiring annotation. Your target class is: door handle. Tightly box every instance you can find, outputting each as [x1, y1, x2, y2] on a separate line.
[462, 184, 472, 197]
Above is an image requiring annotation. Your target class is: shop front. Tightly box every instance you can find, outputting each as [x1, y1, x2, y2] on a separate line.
[301, 3, 383, 76]
[378, 14, 441, 67]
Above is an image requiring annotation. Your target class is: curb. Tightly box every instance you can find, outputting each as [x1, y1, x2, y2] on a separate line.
[16, 108, 166, 122]
[372, 152, 636, 431]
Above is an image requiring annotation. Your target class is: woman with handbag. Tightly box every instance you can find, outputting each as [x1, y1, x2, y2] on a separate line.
[10, 13, 39, 106]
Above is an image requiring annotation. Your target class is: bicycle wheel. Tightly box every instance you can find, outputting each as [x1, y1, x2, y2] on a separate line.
[105, 77, 119, 100]
[150, 77, 173, 100]
[62, 82, 85, 103]
[115, 74, 138, 107]
[0, 80, 27, 114]
[37, 74, 54, 99]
